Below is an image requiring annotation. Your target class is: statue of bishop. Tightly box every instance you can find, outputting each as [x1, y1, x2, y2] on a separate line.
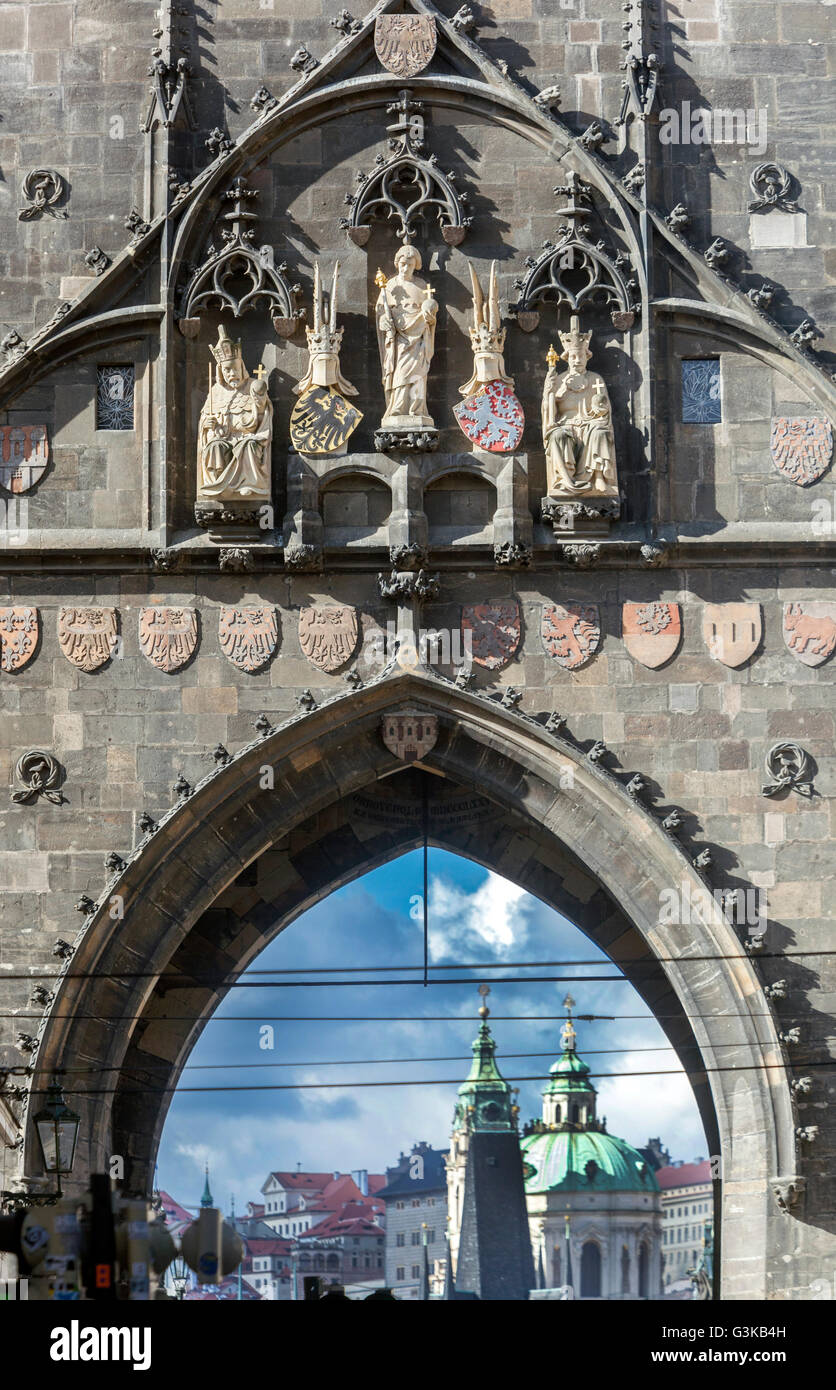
[375, 243, 437, 447]
[197, 326, 273, 506]
[541, 316, 617, 498]
[291, 260, 362, 455]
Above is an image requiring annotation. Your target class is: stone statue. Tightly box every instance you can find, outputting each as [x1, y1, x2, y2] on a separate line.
[541, 316, 617, 498]
[290, 260, 362, 455]
[197, 325, 273, 505]
[374, 243, 437, 446]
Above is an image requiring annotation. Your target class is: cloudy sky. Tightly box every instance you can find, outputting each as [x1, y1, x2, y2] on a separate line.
[156, 850, 707, 1215]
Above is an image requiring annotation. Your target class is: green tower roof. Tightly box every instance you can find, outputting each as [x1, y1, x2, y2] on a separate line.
[200, 1164, 214, 1208]
[452, 987, 518, 1133]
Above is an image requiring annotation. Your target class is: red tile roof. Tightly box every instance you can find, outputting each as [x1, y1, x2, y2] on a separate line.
[157, 1190, 194, 1227]
[246, 1238, 293, 1257]
[656, 1161, 712, 1189]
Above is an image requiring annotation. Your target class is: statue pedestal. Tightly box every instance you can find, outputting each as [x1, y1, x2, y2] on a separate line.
[375, 423, 439, 453]
[194, 498, 266, 543]
[541, 494, 620, 537]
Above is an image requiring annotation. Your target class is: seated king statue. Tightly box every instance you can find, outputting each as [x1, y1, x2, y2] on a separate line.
[541, 315, 618, 500]
[196, 325, 273, 519]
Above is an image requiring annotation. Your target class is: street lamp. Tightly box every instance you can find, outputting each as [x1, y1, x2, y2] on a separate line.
[170, 1251, 190, 1301]
[33, 1079, 79, 1198]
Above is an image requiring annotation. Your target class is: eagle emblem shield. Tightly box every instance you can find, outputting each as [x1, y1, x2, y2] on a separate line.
[218, 606, 279, 673]
[290, 387, 363, 455]
[622, 602, 681, 669]
[299, 605, 358, 672]
[461, 601, 521, 670]
[374, 15, 437, 76]
[138, 606, 198, 672]
[381, 709, 438, 762]
[541, 602, 600, 670]
[453, 381, 525, 453]
[58, 607, 119, 672]
[702, 603, 762, 668]
[782, 601, 836, 667]
[0, 425, 49, 493]
[0, 606, 39, 672]
[770, 417, 833, 486]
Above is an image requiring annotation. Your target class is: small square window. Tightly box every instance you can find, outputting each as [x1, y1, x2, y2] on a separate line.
[681, 359, 720, 423]
[97, 365, 135, 430]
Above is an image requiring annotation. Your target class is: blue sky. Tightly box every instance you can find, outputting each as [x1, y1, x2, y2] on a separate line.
[156, 850, 707, 1215]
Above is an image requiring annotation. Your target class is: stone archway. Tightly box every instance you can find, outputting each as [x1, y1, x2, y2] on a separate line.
[29, 669, 797, 1298]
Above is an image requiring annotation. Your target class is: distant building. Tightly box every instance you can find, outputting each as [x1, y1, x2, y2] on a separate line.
[657, 1160, 714, 1290]
[378, 1141, 448, 1298]
[260, 1169, 385, 1237]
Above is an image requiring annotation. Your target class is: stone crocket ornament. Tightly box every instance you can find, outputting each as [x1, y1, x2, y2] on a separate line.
[541, 317, 618, 499]
[374, 244, 438, 450]
[197, 325, 273, 514]
[454, 261, 524, 452]
[290, 261, 362, 455]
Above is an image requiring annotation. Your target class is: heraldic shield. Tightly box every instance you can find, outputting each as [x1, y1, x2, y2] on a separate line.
[290, 387, 363, 455]
[461, 600, 521, 670]
[0, 425, 49, 493]
[541, 602, 601, 670]
[702, 603, 762, 668]
[299, 605, 358, 672]
[770, 417, 833, 486]
[381, 709, 438, 763]
[453, 382, 525, 453]
[0, 606, 39, 672]
[138, 607, 198, 672]
[218, 606, 279, 673]
[374, 15, 437, 76]
[783, 601, 836, 667]
[58, 607, 119, 672]
[622, 602, 682, 669]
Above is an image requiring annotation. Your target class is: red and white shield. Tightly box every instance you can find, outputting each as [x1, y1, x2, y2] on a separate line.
[0, 425, 49, 493]
[58, 607, 119, 672]
[138, 606, 198, 672]
[702, 603, 761, 668]
[541, 602, 600, 670]
[374, 15, 436, 77]
[783, 601, 836, 667]
[0, 606, 39, 671]
[622, 602, 681, 668]
[462, 600, 521, 670]
[219, 606, 279, 673]
[770, 417, 833, 486]
[453, 381, 525, 453]
[381, 709, 438, 763]
[299, 605, 358, 672]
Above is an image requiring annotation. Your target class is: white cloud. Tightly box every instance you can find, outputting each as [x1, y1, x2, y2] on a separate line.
[596, 1049, 707, 1159]
[426, 869, 533, 960]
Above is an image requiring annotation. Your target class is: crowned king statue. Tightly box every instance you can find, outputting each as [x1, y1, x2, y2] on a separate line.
[541, 316, 618, 498]
[197, 325, 273, 508]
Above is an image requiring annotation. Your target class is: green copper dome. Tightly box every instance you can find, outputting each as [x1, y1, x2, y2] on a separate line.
[520, 1128, 659, 1195]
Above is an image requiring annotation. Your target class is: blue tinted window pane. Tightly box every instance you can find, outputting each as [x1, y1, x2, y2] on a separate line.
[97, 365, 135, 430]
[682, 359, 721, 423]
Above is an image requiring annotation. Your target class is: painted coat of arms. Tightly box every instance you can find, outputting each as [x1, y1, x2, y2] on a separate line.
[541, 602, 600, 670]
[58, 607, 119, 672]
[218, 606, 279, 673]
[453, 381, 525, 453]
[138, 606, 198, 672]
[374, 15, 437, 76]
[622, 602, 681, 669]
[0, 606, 39, 671]
[299, 605, 358, 672]
[702, 603, 761, 668]
[0, 425, 49, 493]
[290, 387, 363, 455]
[381, 709, 438, 762]
[770, 417, 833, 486]
[461, 600, 521, 670]
[783, 601, 836, 667]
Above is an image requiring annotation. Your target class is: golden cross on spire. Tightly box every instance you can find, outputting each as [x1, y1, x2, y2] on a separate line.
[478, 983, 490, 1019]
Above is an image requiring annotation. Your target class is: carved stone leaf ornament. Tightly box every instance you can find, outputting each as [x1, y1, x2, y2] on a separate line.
[541, 602, 601, 670]
[218, 606, 279, 673]
[782, 601, 836, 668]
[138, 607, 198, 672]
[374, 16, 437, 77]
[11, 751, 64, 805]
[0, 606, 40, 672]
[769, 417, 832, 486]
[762, 742, 814, 799]
[58, 607, 119, 672]
[461, 601, 521, 670]
[622, 602, 681, 668]
[702, 603, 762, 668]
[298, 605, 358, 672]
[381, 709, 438, 762]
[0, 425, 49, 493]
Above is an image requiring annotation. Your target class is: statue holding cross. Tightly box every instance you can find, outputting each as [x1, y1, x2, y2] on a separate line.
[197, 326, 273, 504]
